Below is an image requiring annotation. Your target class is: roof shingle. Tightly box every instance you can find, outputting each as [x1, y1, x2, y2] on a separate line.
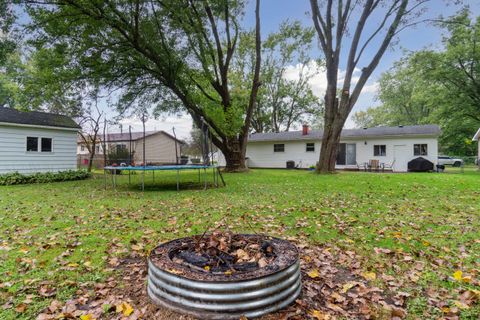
[0, 107, 80, 129]
[248, 125, 441, 142]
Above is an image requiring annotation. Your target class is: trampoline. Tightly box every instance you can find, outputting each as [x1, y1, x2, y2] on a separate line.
[103, 164, 225, 191]
[103, 116, 225, 191]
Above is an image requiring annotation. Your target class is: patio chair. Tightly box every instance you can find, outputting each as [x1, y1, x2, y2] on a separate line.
[356, 162, 367, 172]
[381, 160, 395, 172]
[368, 159, 381, 172]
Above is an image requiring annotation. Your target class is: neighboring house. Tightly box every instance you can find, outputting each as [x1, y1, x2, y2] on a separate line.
[0, 107, 80, 174]
[219, 124, 440, 172]
[77, 130, 184, 165]
[473, 128, 480, 164]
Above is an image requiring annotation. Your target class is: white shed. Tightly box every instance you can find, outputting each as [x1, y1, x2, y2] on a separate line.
[218, 125, 440, 172]
[473, 128, 480, 164]
[0, 107, 80, 174]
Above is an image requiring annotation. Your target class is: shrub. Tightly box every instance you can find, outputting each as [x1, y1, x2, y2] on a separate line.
[0, 170, 91, 186]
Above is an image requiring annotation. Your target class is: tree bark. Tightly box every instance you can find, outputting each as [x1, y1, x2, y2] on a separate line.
[317, 115, 344, 173]
[87, 146, 95, 172]
[310, 0, 411, 173]
[222, 138, 247, 172]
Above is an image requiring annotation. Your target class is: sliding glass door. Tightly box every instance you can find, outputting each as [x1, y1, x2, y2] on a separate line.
[336, 143, 356, 165]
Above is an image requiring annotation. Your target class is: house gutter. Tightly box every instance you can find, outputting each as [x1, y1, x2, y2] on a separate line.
[0, 121, 80, 132]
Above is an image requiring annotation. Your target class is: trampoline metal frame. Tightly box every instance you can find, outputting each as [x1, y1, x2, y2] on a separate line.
[103, 165, 225, 191]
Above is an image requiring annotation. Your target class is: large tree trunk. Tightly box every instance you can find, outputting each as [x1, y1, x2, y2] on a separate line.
[317, 116, 344, 173]
[222, 138, 247, 172]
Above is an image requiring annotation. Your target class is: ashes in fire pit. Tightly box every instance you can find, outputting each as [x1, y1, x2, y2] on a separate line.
[172, 232, 276, 274]
[148, 233, 301, 319]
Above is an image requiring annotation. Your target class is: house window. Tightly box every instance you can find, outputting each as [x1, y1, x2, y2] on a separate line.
[116, 144, 127, 152]
[306, 143, 315, 152]
[273, 144, 285, 152]
[374, 145, 386, 156]
[41, 138, 52, 152]
[96, 145, 100, 153]
[26, 137, 38, 152]
[414, 144, 428, 156]
[80, 145, 85, 151]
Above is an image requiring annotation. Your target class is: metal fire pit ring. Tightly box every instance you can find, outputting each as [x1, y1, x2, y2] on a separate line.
[147, 234, 301, 319]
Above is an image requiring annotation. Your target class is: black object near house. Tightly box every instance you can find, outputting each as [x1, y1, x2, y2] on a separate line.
[286, 160, 295, 169]
[408, 157, 434, 172]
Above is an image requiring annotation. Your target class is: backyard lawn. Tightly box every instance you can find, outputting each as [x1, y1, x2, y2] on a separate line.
[0, 169, 479, 319]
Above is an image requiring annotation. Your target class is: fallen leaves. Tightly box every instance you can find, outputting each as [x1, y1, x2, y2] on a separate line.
[15, 303, 27, 313]
[309, 309, 331, 319]
[361, 271, 376, 281]
[116, 301, 134, 316]
[452, 269, 474, 284]
[307, 269, 320, 279]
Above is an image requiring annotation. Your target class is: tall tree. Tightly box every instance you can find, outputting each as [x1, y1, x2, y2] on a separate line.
[25, 0, 261, 171]
[77, 91, 104, 172]
[309, 0, 429, 173]
[352, 53, 439, 128]
[249, 21, 322, 133]
[353, 11, 480, 156]
[0, 1, 15, 66]
[427, 11, 480, 124]
[0, 46, 83, 114]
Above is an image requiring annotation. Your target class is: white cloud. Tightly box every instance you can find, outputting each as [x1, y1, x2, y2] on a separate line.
[283, 61, 378, 98]
[361, 82, 379, 94]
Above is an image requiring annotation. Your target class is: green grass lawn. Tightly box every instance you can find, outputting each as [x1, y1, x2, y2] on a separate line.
[1, 169, 479, 319]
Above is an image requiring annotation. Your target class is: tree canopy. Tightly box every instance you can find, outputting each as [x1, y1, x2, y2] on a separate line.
[250, 21, 322, 133]
[352, 10, 480, 156]
[25, 0, 262, 171]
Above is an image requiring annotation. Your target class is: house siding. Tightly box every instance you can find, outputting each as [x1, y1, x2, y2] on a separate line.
[0, 124, 78, 174]
[242, 136, 438, 172]
[134, 132, 181, 164]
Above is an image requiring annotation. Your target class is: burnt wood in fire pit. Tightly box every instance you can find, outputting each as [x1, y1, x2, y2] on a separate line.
[147, 234, 301, 319]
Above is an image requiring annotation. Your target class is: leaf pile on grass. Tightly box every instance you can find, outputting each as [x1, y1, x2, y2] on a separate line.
[0, 170, 90, 185]
[172, 231, 275, 273]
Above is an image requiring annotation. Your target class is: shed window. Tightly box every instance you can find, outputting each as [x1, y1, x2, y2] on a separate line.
[306, 143, 315, 152]
[26, 137, 38, 152]
[414, 144, 428, 156]
[374, 145, 386, 156]
[273, 144, 284, 152]
[41, 138, 52, 152]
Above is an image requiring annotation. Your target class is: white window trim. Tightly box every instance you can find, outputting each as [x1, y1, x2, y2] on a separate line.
[414, 144, 428, 156]
[40, 137, 54, 153]
[373, 145, 386, 157]
[306, 143, 315, 152]
[25, 136, 55, 154]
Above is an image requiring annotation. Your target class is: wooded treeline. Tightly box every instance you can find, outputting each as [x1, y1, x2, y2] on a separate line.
[353, 11, 480, 156]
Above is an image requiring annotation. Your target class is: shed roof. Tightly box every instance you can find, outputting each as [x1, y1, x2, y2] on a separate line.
[0, 107, 80, 129]
[248, 125, 441, 142]
[78, 130, 185, 144]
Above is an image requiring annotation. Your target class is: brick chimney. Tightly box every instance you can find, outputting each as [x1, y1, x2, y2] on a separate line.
[302, 124, 309, 135]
